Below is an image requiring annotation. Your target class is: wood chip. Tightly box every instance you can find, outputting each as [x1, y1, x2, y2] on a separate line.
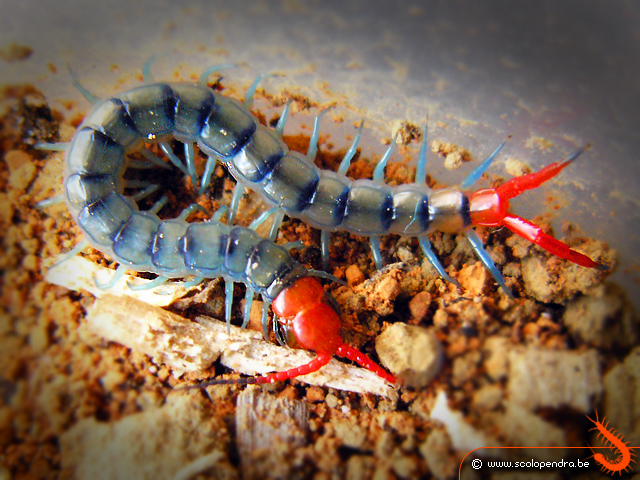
[236, 387, 308, 479]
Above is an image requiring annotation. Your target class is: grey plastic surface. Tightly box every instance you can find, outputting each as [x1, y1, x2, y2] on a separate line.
[1, 0, 638, 304]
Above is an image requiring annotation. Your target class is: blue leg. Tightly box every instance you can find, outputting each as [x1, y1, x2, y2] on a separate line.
[160, 142, 189, 176]
[148, 196, 169, 215]
[241, 288, 254, 329]
[261, 299, 271, 341]
[321, 230, 331, 270]
[210, 205, 229, 222]
[198, 64, 238, 86]
[228, 183, 244, 225]
[244, 73, 275, 110]
[370, 236, 384, 270]
[465, 230, 513, 297]
[52, 238, 89, 267]
[419, 237, 462, 288]
[131, 185, 160, 202]
[248, 206, 279, 230]
[199, 156, 217, 195]
[282, 240, 304, 251]
[268, 210, 285, 242]
[94, 264, 128, 290]
[373, 134, 398, 183]
[69, 66, 100, 104]
[415, 121, 428, 184]
[127, 275, 169, 291]
[182, 276, 204, 289]
[337, 120, 365, 176]
[36, 194, 65, 210]
[460, 136, 511, 189]
[184, 142, 198, 188]
[307, 106, 333, 160]
[139, 148, 172, 170]
[275, 99, 293, 138]
[34, 142, 70, 151]
[224, 280, 234, 334]
[177, 203, 206, 221]
[142, 55, 156, 82]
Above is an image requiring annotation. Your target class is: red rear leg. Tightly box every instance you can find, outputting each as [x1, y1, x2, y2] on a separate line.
[502, 214, 606, 269]
[497, 146, 589, 199]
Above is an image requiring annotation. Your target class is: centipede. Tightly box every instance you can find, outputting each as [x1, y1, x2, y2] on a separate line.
[38, 62, 607, 387]
[587, 411, 635, 475]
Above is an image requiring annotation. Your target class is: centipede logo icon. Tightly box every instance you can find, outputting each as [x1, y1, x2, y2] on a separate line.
[587, 411, 636, 475]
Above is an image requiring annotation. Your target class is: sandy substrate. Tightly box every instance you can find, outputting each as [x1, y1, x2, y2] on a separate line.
[0, 79, 637, 480]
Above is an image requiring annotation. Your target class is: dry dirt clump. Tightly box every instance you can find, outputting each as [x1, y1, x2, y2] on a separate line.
[0, 84, 636, 480]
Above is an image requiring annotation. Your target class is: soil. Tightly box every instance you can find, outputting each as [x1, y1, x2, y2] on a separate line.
[0, 79, 637, 480]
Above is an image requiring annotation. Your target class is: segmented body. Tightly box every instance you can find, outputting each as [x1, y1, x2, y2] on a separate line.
[63, 81, 396, 385]
[61, 73, 604, 386]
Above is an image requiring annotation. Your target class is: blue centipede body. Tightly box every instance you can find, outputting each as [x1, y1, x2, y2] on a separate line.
[64, 83, 307, 303]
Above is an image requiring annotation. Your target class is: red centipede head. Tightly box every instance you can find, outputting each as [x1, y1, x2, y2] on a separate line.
[468, 147, 608, 270]
[192, 277, 396, 388]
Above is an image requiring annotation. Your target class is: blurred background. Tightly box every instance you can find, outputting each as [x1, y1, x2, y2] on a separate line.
[1, 0, 638, 304]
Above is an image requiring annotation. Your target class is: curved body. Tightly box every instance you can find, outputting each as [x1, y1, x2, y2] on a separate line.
[63, 80, 397, 386]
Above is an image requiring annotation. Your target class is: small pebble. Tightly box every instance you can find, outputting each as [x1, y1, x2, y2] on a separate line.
[345, 265, 365, 287]
[376, 323, 443, 388]
[408, 291, 431, 321]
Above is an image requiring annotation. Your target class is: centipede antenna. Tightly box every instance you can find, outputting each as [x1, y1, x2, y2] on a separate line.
[320, 230, 331, 269]
[244, 73, 277, 110]
[369, 236, 384, 270]
[261, 299, 271, 341]
[268, 210, 285, 242]
[177, 203, 206, 221]
[282, 240, 305, 252]
[307, 269, 348, 287]
[199, 156, 217, 194]
[335, 344, 397, 384]
[131, 184, 160, 202]
[148, 196, 169, 215]
[415, 120, 428, 184]
[93, 264, 128, 290]
[307, 106, 333, 160]
[241, 288, 254, 330]
[160, 142, 189, 176]
[466, 230, 513, 297]
[461, 135, 512, 189]
[224, 280, 234, 334]
[228, 183, 244, 225]
[248, 206, 279, 230]
[142, 55, 156, 83]
[68, 65, 100, 104]
[34, 142, 70, 151]
[373, 133, 398, 183]
[275, 99, 293, 138]
[184, 142, 198, 187]
[52, 238, 89, 267]
[127, 275, 169, 291]
[419, 237, 462, 288]
[337, 120, 364, 176]
[139, 147, 172, 170]
[198, 64, 238, 86]
[36, 194, 65, 210]
[210, 205, 229, 222]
